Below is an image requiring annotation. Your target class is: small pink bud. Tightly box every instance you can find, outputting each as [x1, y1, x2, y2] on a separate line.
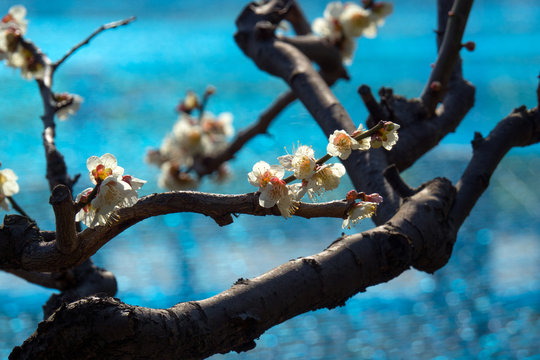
[365, 193, 383, 204]
[430, 81, 442, 91]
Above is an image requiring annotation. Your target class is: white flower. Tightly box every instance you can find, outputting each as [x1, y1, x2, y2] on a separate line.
[0, 168, 19, 197]
[1, 5, 28, 35]
[202, 112, 234, 138]
[159, 134, 191, 165]
[312, 2, 344, 42]
[371, 121, 400, 150]
[369, 2, 394, 26]
[312, 2, 393, 63]
[259, 177, 297, 218]
[55, 93, 83, 121]
[342, 201, 378, 229]
[75, 175, 142, 228]
[172, 114, 204, 156]
[87, 153, 124, 185]
[158, 161, 198, 190]
[247, 161, 296, 217]
[74, 188, 95, 226]
[121, 175, 146, 190]
[248, 161, 284, 189]
[327, 129, 369, 159]
[340, 3, 377, 39]
[296, 163, 346, 201]
[278, 145, 316, 180]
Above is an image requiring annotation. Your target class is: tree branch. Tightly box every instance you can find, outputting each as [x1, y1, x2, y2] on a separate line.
[450, 105, 540, 227]
[0, 191, 352, 273]
[420, 0, 474, 115]
[52, 16, 136, 71]
[50, 185, 78, 254]
[12, 178, 458, 360]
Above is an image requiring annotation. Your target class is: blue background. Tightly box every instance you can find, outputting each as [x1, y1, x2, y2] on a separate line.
[0, 0, 539, 358]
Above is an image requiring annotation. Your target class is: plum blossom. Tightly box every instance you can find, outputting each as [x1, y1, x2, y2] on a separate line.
[327, 129, 370, 159]
[1, 5, 27, 34]
[76, 154, 146, 228]
[55, 93, 83, 121]
[248, 161, 284, 189]
[370, 121, 400, 150]
[342, 201, 378, 229]
[202, 112, 234, 139]
[0, 167, 19, 210]
[1, 6, 45, 80]
[312, 2, 393, 63]
[87, 153, 124, 184]
[248, 161, 297, 218]
[158, 161, 198, 191]
[278, 145, 316, 180]
[296, 163, 346, 201]
[147, 88, 235, 190]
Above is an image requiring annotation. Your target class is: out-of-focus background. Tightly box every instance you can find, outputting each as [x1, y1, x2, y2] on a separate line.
[0, 0, 539, 358]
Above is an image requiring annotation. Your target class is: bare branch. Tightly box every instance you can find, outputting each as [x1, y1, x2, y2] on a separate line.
[420, 0, 474, 115]
[451, 105, 540, 227]
[53, 16, 136, 71]
[193, 91, 297, 177]
[1, 191, 352, 273]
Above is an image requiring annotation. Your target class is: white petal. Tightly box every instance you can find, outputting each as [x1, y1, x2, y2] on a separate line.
[100, 153, 118, 170]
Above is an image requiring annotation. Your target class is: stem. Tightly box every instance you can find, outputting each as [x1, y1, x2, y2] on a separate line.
[53, 17, 136, 71]
[73, 184, 100, 213]
[7, 196, 32, 220]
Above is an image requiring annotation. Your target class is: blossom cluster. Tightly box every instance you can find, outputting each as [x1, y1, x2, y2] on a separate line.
[0, 164, 19, 211]
[0, 5, 45, 79]
[248, 121, 399, 227]
[75, 154, 146, 228]
[146, 87, 234, 190]
[312, 1, 393, 63]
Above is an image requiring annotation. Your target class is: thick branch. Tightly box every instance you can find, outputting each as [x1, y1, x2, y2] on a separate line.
[50, 185, 78, 254]
[42, 259, 117, 319]
[12, 179, 458, 360]
[235, 1, 401, 222]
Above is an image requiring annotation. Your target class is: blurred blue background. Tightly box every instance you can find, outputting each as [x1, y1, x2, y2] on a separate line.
[0, 0, 539, 358]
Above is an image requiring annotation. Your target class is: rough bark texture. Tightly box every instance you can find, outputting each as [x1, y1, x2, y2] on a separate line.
[12, 178, 458, 360]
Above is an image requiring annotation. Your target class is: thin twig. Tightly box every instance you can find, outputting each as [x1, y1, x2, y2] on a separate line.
[283, 122, 384, 183]
[7, 196, 32, 220]
[53, 16, 136, 71]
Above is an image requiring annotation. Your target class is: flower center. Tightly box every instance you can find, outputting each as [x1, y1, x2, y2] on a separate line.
[92, 164, 112, 183]
[0, 173, 6, 185]
[334, 133, 352, 149]
[260, 170, 273, 188]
